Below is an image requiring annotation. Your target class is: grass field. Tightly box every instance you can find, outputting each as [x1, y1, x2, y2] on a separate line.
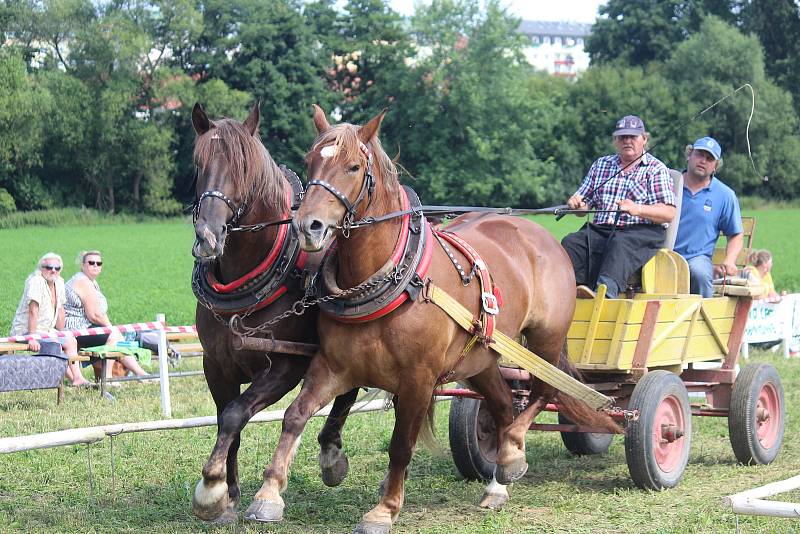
[1, 210, 799, 533]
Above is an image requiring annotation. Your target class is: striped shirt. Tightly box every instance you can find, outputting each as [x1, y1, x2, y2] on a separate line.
[575, 153, 675, 226]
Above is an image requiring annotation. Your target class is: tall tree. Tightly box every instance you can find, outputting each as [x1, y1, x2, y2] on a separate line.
[0, 50, 51, 210]
[586, 0, 739, 66]
[188, 0, 330, 169]
[664, 16, 800, 198]
[379, 0, 565, 206]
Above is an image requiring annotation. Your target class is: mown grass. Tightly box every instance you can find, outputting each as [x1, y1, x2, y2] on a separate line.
[0, 219, 197, 334]
[0, 209, 799, 533]
[0, 353, 797, 533]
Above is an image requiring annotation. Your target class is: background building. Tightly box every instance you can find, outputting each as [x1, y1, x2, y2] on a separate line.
[518, 20, 592, 77]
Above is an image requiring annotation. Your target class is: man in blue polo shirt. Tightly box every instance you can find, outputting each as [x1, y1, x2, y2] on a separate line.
[674, 137, 743, 297]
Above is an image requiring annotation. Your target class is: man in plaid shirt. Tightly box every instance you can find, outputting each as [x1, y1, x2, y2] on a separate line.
[561, 115, 676, 298]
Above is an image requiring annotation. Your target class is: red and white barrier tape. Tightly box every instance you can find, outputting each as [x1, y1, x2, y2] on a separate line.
[163, 325, 197, 334]
[0, 321, 165, 344]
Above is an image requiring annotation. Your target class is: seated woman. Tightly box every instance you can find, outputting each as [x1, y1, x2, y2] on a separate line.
[743, 249, 782, 302]
[9, 253, 91, 386]
[65, 250, 149, 381]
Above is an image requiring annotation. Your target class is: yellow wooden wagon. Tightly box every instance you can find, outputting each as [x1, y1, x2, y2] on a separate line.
[448, 247, 785, 491]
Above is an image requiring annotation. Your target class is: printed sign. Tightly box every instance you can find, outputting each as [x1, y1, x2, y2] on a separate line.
[744, 294, 800, 344]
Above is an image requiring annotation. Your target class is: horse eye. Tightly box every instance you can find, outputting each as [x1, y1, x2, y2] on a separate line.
[348, 164, 360, 173]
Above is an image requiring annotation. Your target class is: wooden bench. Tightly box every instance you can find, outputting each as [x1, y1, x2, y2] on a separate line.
[1, 342, 89, 403]
[78, 331, 205, 399]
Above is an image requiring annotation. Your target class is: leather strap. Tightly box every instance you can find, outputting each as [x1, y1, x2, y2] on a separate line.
[423, 281, 612, 410]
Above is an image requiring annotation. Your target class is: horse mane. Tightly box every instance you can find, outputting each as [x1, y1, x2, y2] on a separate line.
[308, 123, 399, 195]
[193, 118, 287, 209]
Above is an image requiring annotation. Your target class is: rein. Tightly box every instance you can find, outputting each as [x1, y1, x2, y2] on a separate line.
[338, 204, 624, 230]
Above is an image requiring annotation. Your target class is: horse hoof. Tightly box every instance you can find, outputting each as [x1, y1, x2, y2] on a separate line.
[494, 458, 528, 485]
[479, 491, 509, 510]
[192, 479, 229, 521]
[211, 507, 238, 525]
[320, 454, 349, 487]
[353, 520, 392, 534]
[244, 499, 284, 522]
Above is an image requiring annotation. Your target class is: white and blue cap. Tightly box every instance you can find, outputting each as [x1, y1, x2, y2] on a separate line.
[613, 115, 645, 136]
[692, 136, 722, 160]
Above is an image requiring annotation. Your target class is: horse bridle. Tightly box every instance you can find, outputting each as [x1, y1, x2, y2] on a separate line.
[306, 140, 375, 237]
[193, 190, 247, 230]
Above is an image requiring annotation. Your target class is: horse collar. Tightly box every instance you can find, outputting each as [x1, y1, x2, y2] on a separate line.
[191, 167, 308, 315]
[313, 185, 433, 323]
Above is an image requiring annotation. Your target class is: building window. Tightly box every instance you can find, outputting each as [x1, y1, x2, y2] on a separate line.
[577, 38, 584, 45]
[555, 36, 562, 45]
[532, 36, 539, 44]
[543, 36, 550, 44]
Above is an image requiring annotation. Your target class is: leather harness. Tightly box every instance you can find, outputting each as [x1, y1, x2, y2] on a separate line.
[311, 185, 433, 322]
[192, 166, 309, 315]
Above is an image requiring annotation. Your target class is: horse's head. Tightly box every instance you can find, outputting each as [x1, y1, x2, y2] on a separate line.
[191, 102, 285, 261]
[294, 105, 395, 252]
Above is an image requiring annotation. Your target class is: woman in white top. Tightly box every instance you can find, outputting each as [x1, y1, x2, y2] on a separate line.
[10, 253, 90, 386]
[65, 250, 148, 380]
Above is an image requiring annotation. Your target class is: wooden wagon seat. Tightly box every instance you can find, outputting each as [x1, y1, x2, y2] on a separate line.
[626, 169, 687, 294]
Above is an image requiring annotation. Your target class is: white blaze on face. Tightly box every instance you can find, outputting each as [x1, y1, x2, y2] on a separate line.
[203, 226, 218, 250]
[320, 145, 337, 159]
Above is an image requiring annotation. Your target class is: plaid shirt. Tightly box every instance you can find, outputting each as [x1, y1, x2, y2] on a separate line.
[575, 153, 675, 226]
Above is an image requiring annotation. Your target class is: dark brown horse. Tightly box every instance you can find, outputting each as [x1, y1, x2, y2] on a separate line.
[246, 106, 619, 533]
[189, 102, 358, 523]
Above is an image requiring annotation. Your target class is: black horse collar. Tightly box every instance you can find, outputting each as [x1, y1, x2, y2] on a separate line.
[191, 166, 307, 315]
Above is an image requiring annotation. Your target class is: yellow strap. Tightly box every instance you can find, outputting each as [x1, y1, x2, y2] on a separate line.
[425, 282, 611, 410]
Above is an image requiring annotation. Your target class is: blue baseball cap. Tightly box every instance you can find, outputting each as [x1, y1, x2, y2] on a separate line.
[692, 136, 722, 160]
[613, 115, 645, 136]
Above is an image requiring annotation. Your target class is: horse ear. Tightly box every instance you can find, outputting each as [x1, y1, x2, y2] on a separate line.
[312, 104, 330, 133]
[358, 108, 388, 144]
[192, 102, 211, 135]
[243, 100, 261, 136]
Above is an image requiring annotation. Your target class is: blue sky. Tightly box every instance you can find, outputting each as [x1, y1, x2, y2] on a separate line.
[387, 0, 607, 24]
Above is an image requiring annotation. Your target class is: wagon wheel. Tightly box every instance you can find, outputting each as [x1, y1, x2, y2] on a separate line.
[624, 370, 691, 490]
[448, 395, 496, 481]
[728, 363, 785, 465]
[558, 412, 613, 455]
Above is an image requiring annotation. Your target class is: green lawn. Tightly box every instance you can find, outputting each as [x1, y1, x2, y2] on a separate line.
[1, 211, 799, 533]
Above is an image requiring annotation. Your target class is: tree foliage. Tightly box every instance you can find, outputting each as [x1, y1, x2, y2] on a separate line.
[1, 0, 799, 215]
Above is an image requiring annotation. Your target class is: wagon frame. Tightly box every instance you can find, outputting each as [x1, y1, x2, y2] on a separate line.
[445, 247, 785, 490]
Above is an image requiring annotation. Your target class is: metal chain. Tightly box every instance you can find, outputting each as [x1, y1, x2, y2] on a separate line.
[231, 268, 397, 337]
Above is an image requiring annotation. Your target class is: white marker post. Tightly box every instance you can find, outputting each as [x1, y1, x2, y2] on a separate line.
[156, 313, 171, 418]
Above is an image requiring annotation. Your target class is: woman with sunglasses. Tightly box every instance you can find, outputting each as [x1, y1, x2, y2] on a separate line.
[9, 252, 91, 386]
[65, 250, 148, 382]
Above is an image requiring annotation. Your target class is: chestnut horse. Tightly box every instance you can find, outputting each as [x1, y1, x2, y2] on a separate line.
[189, 102, 358, 523]
[245, 106, 619, 533]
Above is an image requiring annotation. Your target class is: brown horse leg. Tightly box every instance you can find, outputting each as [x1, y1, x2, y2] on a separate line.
[355, 379, 436, 534]
[317, 387, 359, 487]
[495, 394, 548, 485]
[464, 366, 516, 508]
[193, 358, 305, 522]
[245, 356, 347, 523]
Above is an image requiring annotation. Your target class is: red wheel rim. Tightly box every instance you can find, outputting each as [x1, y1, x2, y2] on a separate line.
[653, 395, 685, 472]
[755, 382, 781, 449]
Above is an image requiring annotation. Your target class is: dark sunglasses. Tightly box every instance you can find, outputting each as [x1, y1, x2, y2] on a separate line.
[42, 265, 62, 272]
[86, 260, 103, 266]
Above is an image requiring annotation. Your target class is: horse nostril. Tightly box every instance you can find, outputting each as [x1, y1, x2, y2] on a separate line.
[310, 220, 324, 232]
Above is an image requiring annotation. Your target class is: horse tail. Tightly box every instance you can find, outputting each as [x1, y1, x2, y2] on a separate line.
[555, 343, 623, 434]
[417, 397, 442, 453]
